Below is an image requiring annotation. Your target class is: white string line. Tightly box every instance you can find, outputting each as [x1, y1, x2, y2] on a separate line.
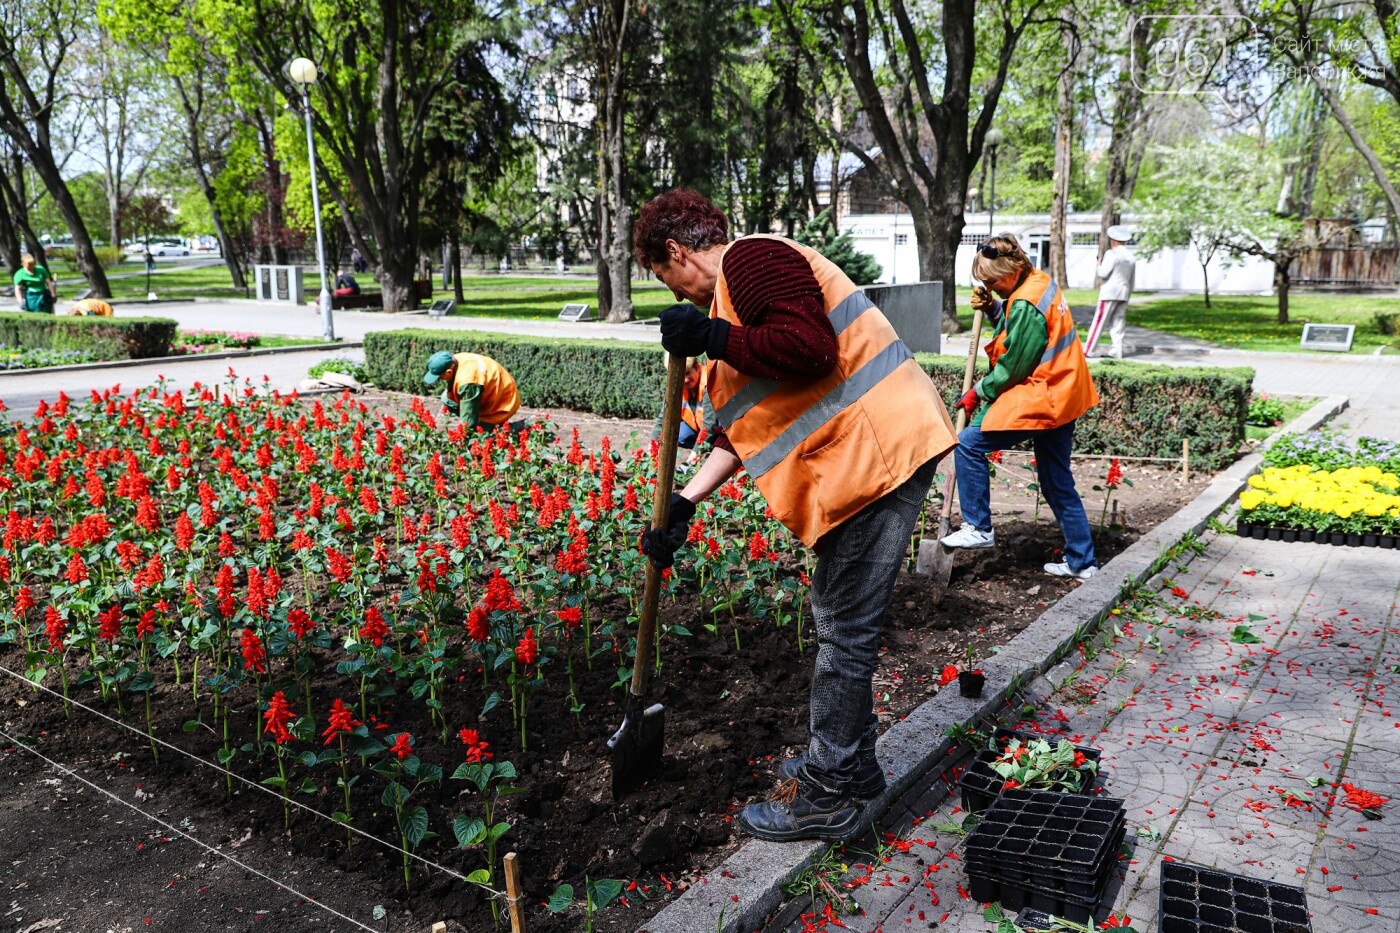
[0, 661, 481, 888]
[0, 723, 382, 933]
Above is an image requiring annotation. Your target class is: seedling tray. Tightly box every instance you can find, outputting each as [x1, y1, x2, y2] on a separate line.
[966, 818, 1126, 901]
[959, 730, 1104, 814]
[1158, 860, 1311, 932]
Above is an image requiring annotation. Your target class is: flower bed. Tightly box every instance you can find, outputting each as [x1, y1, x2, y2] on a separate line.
[0, 345, 99, 369]
[0, 381, 1203, 930]
[1238, 433, 1400, 547]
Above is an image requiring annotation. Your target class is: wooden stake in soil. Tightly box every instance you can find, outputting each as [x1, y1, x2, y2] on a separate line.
[504, 851, 528, 933]
[1181, 438, 1190, 484]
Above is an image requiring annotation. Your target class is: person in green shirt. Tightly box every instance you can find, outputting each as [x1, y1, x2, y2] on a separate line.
[12, 253, 56, 313]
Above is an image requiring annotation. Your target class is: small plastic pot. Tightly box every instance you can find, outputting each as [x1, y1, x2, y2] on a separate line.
[1236, 521, 1252, 537]
[1281, 528, 1297, 543]
[1380, 535, 1395, 550]
[1363, 533, 1379, 547]
[959, 670, 986, 698]
[1298, 529, 1315, 543]
[1267, 527, 1283, 541]
[1346, 533, 1362, 547]
[1251, 525, 1267, 540]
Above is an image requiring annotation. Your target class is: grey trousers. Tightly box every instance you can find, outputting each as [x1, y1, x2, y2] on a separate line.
[804, 456, 938, 791]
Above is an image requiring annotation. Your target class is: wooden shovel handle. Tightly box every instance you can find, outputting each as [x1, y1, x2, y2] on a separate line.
[939, 305, 987, 522]
[631, 352, 688, 696]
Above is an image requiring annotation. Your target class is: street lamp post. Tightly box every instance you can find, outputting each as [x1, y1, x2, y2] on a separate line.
[289, 57, 335, 342]
[985, 128, 1005, 236]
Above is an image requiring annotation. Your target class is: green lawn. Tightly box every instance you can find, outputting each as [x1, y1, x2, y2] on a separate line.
[1128, 293, 1400, 353]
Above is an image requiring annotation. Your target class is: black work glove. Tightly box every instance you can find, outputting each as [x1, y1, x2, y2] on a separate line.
[659, 304, 730, 361]
[639, 493, 697, 569]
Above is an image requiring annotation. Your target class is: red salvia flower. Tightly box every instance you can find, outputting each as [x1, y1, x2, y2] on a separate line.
[262, 691, 295, 744]
[322, 699, 362, 745]
[240, 628, 267, 673]
[749, 531, 768, 562]
[938, 664, 959, 687]
[13, 585, 34, 620]
[515, 627, 538, 666]
[391, 732, 414, 760]
[174, 512, 195, 551]
[287, 608, 316, 640]
[483, 569, 521, 613]
[1105, 458, 1124, 489]
[359, 606, 390, 647]
[64, 553, 89, 584]
[136, 611, 156, 640]
[458, 728, 493, 763]
[97, 605, 123, 642]
[290, 530, 314, 551]
[556, 606, 583, 630]
[44, 606, 66, 654]
[325, 547, 353, 583]
[466, 606, 490, 643]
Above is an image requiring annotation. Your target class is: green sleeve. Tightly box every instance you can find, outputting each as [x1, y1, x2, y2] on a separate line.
[976, 298, 1048, 404]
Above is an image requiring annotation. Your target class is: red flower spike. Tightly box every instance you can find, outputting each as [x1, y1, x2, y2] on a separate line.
[262, 691, 295, 744]
[321, 699, 362, 745]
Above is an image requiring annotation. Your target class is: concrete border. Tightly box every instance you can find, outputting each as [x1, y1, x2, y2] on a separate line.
[0, 341, 360, 378]
[641, 394, 1349, 933]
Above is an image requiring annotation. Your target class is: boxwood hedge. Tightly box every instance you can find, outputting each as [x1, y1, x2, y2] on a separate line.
[0, 312, 177, 360]
[366, 329, 1252, 469]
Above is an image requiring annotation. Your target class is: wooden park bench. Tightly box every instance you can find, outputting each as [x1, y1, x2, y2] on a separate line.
[329, 279, 433, 312]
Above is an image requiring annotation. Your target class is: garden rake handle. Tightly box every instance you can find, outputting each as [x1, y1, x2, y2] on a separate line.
[939, 305, 986, 523]
[631, 352, 688, 696]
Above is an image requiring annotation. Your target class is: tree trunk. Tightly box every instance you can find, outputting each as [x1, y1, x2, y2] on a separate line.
[0, 162, 23, 272]
[1049, 25, 1074, 285]
[0, 155, 44, 260]
[1097, 16, 1151, 270]
[1200, 254, 1212, 309]
[252, 110, 288, 264]
[912, 191, 966, 335]
[451, 230, 463, 304]
[603, 42, 633, 323]
[1274, 257, 1290, 325]
[177, 81, 245, 289]
[27, 155, 111, 297]
[1307, 65, 1400, 226]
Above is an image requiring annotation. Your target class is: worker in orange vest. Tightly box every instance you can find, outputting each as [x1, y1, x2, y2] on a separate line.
[66, 298, 115, 316]
[634, 188, 957, 843]
[422, 350, 521, 431]
[940, 234, 1100, 580]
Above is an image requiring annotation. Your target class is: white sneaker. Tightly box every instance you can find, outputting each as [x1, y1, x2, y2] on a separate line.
[941, 523, 995, 549]
[1045, 561, 1097, 581]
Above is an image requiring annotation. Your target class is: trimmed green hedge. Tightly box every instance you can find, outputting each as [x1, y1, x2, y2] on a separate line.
[0, 312, 177, 360]
[366, 329, 1252, 469]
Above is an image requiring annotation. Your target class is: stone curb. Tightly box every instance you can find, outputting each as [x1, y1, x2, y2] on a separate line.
[0, 342, 361, 378]
[640, 393, 1349, 933]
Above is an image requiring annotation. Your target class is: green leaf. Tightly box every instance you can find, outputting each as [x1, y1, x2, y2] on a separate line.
[300, 751, 320, 769]
[587, 878, 624, 910]
[488, 822, 511, 842]
[372, 905, 387, 921]
[1247, 612, 1267, 621]
[1305, 776, 1326, 788]
[217, 747, 236, 765]
[480, 691, 500, 717]
[466, 869, 492, 885]
[454, 815, 486, 847]
[262, 776, 287, 789]
[1230, 625, 1263, 644]
[400, 806, 429, 846]
[127, 670, 156, 693]
[546, 883, 575, 913]
[181, 719, 203, 733]
[493, 761, 518, 781]
[299, 778, 318, 794]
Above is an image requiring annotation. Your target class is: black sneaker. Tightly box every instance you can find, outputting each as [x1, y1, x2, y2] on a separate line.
[736, 777, 861, 842]
[777, 755, 886, 799]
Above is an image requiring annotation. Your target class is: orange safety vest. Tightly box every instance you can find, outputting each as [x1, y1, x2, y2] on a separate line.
[448, 353, 521, 426]
[681, 363, 707, 436]
[67, 298, 114, 316]
[981, 269, 1098, 432]
[707, 235, 957, 547]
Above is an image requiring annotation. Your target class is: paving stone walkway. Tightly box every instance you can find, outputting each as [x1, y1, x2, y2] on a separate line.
[767, 531, 1400, 932]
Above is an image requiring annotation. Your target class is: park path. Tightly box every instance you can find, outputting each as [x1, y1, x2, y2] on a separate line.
[767, 532, 1400, 932]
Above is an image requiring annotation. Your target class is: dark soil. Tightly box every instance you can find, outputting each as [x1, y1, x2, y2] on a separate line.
[0, 396, 1214, 933]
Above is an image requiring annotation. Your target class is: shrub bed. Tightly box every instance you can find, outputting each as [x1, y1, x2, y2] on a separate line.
[0, 311, 176, 360]
[366, 330, 1251, 468]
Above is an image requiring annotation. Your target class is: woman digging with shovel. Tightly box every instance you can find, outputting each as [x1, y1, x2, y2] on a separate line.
[939, 234, 1100, 580]
[631, 188, 957, 843]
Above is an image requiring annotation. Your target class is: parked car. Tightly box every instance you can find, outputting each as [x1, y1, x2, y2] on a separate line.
[151, 243, 191, 257]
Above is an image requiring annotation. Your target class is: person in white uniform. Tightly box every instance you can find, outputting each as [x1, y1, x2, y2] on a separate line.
[1085, 225, 1136, 358]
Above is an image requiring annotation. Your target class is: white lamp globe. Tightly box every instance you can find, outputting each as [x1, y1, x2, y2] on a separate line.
[289, 58, 318, 85]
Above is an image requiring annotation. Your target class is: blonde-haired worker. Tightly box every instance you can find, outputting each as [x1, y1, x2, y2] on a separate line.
[940, 234, 1101, 580]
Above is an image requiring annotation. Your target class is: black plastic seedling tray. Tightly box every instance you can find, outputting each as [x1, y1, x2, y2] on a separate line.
[1158, 860, 1311, 933]
[964, 790, 1128, 913]
[959, 730, 1104, 814]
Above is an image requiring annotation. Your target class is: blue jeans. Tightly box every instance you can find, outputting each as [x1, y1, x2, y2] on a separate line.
[954, 419, 1097, 572]
[804, 457, 938, 792]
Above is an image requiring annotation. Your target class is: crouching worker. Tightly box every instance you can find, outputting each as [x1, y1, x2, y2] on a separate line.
[422, 350, 521, 432]
[67, 298, 114, 316]
[13, 253, 56, 313]
[634, 188, 957, 843]
[939, 234, 1101, 581]
[651, 351, 712, 465]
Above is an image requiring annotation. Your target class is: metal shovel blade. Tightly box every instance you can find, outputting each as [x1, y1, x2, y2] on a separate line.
[608, 693, 666, 799]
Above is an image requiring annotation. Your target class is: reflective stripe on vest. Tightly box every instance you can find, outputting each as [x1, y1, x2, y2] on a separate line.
[743, 340, 913, 478]
[714, 288, 875, 427]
